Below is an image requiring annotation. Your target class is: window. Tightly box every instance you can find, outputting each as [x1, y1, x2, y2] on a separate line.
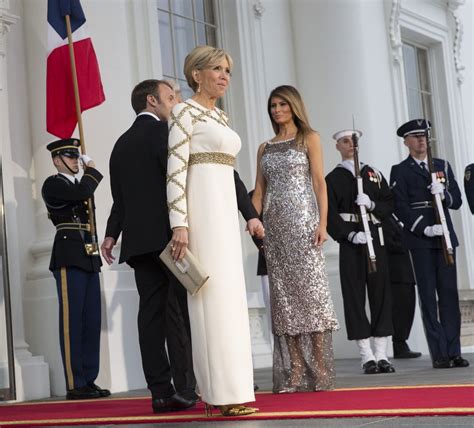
[157, 0, 218, 100]
[402, 42, 438, 155]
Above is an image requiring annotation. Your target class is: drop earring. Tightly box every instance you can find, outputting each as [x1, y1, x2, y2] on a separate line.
[197, 83, 201, 94]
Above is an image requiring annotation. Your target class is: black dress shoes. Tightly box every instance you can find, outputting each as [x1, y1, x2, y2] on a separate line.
[88, 383, 111, 397]
[377, 359, 396, 373]
[450, 356, 470, 368]
[432, 358, 455, 369]
[393, 341, 422, 359]
[152, 392, 196, 413]
[179, 390, 200, 403]
[362, 360, 379, 374]
[66, 385, 101, 400]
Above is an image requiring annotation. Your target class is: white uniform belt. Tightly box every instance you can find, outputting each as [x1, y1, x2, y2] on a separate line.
[410, 201, 432, 209]
[340, 212, 381, 224]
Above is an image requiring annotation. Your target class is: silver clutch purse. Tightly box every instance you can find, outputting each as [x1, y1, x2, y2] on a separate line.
[159, 241, 210, 296]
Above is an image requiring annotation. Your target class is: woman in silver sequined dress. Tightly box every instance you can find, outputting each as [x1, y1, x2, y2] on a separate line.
[252, 85, 339, 393]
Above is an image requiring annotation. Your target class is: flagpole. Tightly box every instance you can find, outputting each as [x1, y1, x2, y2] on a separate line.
[65, 14, 99, 256]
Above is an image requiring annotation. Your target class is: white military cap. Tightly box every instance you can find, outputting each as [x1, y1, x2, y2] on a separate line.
[333, 129, 363, 141]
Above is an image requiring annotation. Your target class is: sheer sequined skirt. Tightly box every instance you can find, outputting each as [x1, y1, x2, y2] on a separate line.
[272, 331, 335, 393]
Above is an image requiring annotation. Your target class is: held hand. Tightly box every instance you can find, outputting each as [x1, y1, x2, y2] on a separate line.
[355, 193, 373, 210]
[429, 181, 445, 199]
[351, 231, 368, 245]
[314, 225, 328, 247]
[171, 227, 188, 261]
[100, 237, 116, 265]
[246, 218, 265, 238]
[424, 224, 443, 238]
[80, 154, 95, 168]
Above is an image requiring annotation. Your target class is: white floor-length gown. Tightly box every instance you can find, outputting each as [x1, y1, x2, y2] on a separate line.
[167, 99, 255, 406]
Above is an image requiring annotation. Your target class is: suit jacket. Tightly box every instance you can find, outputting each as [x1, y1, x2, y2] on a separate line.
[381, 214, 415, 284]
[106, 115, 172, 263]
[42, 168, 103, 272]
[465, 163, 474, 214]
[389, 156, 462, 249]
[106, 115, 258, 263]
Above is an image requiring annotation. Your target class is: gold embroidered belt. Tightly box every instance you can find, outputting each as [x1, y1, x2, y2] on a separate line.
[189, 152, 235, 167]
[56, 222, 90, 232]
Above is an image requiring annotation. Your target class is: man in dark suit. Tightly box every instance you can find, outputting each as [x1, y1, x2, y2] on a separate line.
[390, 119, 469, 369]
[381, 214, 421, 359]
[42, 138, 110, 400]
[465, 163, 474, 214]
[101, 80, 195, 413]
[101, 80, 263, 413]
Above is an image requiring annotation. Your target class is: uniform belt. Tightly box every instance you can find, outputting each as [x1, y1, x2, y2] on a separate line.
[188, 152, 235, 167]
[56, 222, 90, 232]
[410, 201, 432, 209]
[340, 212, 381, 224]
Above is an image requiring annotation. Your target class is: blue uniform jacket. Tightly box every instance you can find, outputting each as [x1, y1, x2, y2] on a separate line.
[390, 156, 462, 249]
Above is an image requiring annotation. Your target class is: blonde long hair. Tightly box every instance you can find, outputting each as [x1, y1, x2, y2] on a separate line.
[267, 85, 315, 146]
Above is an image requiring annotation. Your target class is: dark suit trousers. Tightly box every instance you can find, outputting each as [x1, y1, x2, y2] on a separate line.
[339, 233, 393, 340]
[410, 248, 461, 361]
[128, 253, 174, 398]
[391, 280, 416, 343]
[166, 276, 196, 395]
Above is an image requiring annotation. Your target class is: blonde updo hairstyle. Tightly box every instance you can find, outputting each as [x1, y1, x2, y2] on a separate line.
[184, 45, 233, 93]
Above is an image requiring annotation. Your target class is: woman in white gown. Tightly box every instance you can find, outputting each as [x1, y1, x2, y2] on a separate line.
[166, 46, 257, 416]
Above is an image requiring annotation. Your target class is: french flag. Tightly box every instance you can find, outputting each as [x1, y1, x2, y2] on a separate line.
[47, 0, 105, 138]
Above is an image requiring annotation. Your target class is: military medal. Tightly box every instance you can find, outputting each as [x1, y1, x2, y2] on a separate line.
[436, 171, 446, 183]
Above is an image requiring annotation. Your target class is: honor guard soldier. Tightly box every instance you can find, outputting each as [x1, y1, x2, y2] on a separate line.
[390, 119, 469, 369]
[326, 129, 395, 375]
[465, 163, 474, 214]
[42, 138, 110, 399]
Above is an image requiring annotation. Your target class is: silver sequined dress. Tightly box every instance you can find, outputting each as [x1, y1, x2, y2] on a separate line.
[261, 138, 339, 392]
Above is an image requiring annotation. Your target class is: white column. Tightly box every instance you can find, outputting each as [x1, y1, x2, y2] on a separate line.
[0, 0, 49, 401]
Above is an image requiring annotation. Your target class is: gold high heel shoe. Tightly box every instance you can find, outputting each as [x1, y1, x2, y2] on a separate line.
[203, 403, 259, 417]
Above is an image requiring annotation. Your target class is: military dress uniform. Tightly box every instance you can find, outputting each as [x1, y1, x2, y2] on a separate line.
[42, 138, 106, 398]
[390, 119, 468, 368]
[326, 162, 394, 341]
[465, 163, 474, 214]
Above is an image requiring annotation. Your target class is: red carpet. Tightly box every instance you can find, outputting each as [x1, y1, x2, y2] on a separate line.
[1, 384, 473, 426]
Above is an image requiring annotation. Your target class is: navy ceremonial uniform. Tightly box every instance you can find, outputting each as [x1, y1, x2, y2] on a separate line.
[465, 163, 474, 214]
[390, 120, 463, 365]
[326, 163, 394, 341]
[42, 139, 103, 392]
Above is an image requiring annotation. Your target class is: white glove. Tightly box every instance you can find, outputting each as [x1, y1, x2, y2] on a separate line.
[429, 181, 445, 199]
[424, 225, 443, 238]
[351, 231, 368, 245]
[355, 193, 374, 211]
[80, 154, 93, 166]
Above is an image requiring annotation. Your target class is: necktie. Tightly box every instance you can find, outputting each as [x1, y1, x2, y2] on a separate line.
[420, 162, 429, 176]
[74, 178, 79, 185]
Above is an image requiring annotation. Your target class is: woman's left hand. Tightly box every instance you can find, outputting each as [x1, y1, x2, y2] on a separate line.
[314, 225, 328, 247]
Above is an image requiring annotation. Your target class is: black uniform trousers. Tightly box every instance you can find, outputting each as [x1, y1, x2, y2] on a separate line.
[388, 252, 416, 343]
[128, 251, 194, 398]
[339, 227, 393, 341]
[410, 248, 461, 362]
[390, 281, 416, 343]
[53, 267, 101, 391]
